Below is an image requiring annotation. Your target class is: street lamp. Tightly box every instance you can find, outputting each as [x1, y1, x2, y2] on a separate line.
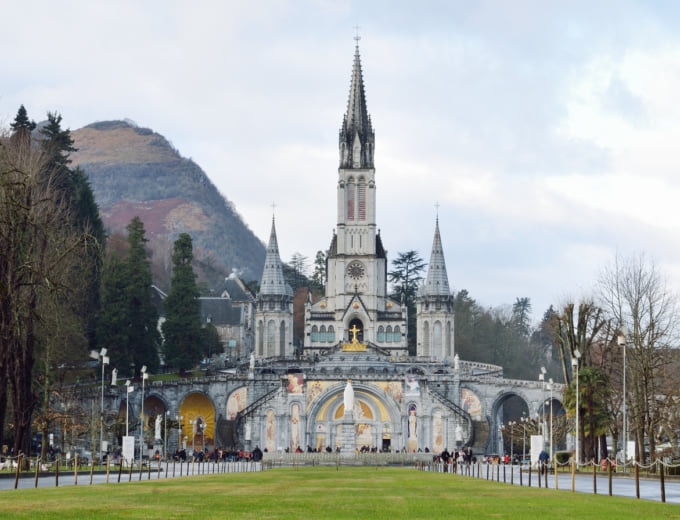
[539, 367, 547, 444]
[140, 366, 148, 467]
[548, 378, 554, 460]
[571, 350, 581, 465]
[177, 415, 184, 450]
[508, 421, 516, 463]
[617, 327, 628, 473]
[90, 348, 109, 462]
[521, 414, 529, 462]
[125, 380, 134, 436]
[164, 411, 169, 460]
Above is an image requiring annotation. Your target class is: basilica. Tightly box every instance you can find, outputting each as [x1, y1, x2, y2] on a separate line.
[135, 43, 559, 460]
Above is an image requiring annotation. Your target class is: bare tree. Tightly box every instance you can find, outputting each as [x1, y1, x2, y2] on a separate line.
[0, 128, 98, 455]
[598, 253, 679, 462]
[549, 299, 612, 462]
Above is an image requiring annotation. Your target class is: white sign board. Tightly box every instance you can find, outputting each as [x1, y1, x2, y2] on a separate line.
[530, 434, 544, 467]
[122, 435, 135, 466]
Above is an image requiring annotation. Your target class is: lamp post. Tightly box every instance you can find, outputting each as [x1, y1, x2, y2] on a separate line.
[617, 328, 628, 473]
[90, 348, 109, 462]
[189, 420, 195, 454]
[548, 378, 554, 460]
[508, 421, 516, 463]
[571, 350, 581, 466]
[125, 380, 134, 436]
[539, 367, 547, 445]
[164, 411, 169, 460]
[140, 366, 148, 467]
[177, 415, 183, 451]
[521, 414, 528, 462]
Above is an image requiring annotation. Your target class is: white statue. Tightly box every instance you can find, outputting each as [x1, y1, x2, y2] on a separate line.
[249, 352, 255, 371]
[454, 353, 460, 371]
[155, 414, 162, 440]
[343, 380, 354, 415]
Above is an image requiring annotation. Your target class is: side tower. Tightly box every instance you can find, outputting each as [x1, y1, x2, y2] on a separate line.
[305, 41, 406, 354]
[254, 217, 294, 358]
[416, 218, 454, 360]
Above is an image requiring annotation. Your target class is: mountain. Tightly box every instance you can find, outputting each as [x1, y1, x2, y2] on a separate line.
[70, 120, 265, 291]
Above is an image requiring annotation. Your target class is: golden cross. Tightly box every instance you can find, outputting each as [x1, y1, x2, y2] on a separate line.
[349, 324, 361, 343]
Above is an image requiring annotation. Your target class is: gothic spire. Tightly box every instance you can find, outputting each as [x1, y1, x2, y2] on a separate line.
[339, 40, 375, 169]
[422, 218, 451, 296]
[259, 216, 291, 296]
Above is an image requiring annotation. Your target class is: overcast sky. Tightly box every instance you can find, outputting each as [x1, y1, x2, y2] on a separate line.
[3, 1, 680, 323]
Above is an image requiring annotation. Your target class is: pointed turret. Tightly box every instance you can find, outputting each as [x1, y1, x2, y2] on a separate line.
[339, 42, 375, 169]
[421, 218, 450, 296]
[259, 217, 292, 296]
[416, 217, 454, 360]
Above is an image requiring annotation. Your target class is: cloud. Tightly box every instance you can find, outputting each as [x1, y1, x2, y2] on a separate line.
[2, 0, 680, 324]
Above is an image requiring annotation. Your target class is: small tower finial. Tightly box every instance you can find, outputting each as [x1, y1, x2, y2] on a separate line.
[353, 25, 361, 45]
[271, 201, 277, 220]
[434, 201, 440, 220]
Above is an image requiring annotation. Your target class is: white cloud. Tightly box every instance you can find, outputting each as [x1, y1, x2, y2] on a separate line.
[2, 0, 680, 324]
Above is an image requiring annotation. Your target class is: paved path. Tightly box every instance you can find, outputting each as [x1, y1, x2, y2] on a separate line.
[0, 461, 262, 491]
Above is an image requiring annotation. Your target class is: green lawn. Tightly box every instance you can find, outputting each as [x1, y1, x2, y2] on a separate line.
[0, 466, 677, 519]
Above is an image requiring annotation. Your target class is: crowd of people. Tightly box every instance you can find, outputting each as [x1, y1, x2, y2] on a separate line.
[171, 446, 263, 463]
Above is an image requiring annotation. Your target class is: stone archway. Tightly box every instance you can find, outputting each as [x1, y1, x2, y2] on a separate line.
[490, 392, 531, 458]
[178, 392, 215, 453]
[307, 382, 401, 452]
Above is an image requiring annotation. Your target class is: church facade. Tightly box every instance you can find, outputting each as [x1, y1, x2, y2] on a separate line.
[246, 42, 467, 453]
[120, 43, 562, 460]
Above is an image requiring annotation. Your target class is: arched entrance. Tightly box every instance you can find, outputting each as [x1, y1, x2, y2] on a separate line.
[491, 393, 530, 459]
[179, 393, 215, 454]
[307, 384, 397, 452]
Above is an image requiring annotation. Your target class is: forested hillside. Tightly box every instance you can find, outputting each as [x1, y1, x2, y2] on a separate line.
[70, 121, 265, 291]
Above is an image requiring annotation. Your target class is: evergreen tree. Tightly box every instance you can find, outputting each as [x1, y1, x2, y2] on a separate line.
[97, 253, 131, 370]
[9, 105, 36, 147]
[311, 250, 326, 294]
[125, 217, 160, 374]
[388, 250, 426, 354]
[162, 233, 204, 371]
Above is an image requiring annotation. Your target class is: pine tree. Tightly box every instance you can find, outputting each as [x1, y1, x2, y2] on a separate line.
[388, 250, 426, 353]
[97, 253, 132, 370]
[9, 105, 36, 147]
[125, 217, 160, 374]
[162, 233, 204, 371]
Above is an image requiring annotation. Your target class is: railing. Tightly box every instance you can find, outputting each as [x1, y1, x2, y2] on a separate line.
[0, 453, 264, 489]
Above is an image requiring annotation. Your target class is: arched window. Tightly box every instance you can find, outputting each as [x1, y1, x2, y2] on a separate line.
[327, 326, 335, 343]
[386, 326, 393, 343]
[347, 177, 355, 221]
[357, 178, 366, 220]
[279, 321, 286, 356]
[311, 325, 318, 342]
[446, 321, 452, 357]
[266, 320, 276, 357]
[393, 326, 400, 342]
[422, 321, 430, 356]
[257, 321, 264, 356]
[433, 321, 442, 358]
[377, 326, 385, 343]
[319, 325, 327, 343]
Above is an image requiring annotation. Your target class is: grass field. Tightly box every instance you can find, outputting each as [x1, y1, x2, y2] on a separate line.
[0, 466, 677, 519]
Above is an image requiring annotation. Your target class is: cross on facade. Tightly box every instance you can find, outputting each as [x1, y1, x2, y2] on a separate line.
[349, 324, 361, 343]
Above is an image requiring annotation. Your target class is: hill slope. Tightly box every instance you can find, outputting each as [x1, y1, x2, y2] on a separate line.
[70, 120, 265, 290]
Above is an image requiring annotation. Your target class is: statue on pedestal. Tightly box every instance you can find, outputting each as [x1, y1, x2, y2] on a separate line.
[343, 380, 354, 416]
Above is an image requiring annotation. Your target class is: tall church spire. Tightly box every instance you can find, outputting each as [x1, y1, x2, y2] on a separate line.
[422, 218, 451, 296]
[259, 216, 291, 296]
[339, 40, 375, 169]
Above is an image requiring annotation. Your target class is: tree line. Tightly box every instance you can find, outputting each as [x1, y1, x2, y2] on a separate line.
[0, 107, 209, 459]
